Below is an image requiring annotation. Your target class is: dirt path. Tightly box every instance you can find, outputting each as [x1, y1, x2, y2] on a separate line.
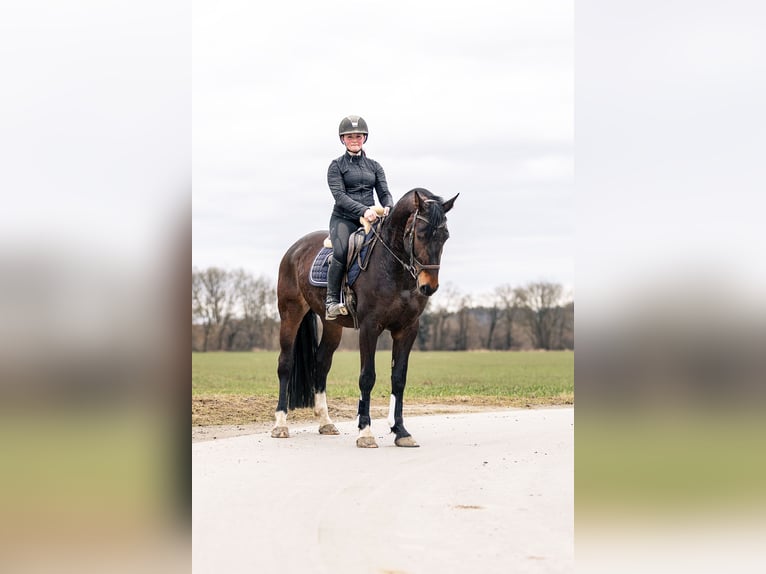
[193, 407, 574, 574]
[192, 402, 512, 442]
[192, 396, 571, 442]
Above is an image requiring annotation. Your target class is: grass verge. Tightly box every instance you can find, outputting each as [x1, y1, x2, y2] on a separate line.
[192, 350, 573, 426]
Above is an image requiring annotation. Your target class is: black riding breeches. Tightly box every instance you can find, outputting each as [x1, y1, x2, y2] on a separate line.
[329, 214, 361, 268]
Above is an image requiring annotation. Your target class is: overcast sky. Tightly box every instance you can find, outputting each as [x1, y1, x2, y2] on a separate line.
[192, 0, 573, 298]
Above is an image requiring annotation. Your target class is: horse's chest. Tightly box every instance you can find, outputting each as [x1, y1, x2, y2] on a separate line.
[391, 290, 426, 318]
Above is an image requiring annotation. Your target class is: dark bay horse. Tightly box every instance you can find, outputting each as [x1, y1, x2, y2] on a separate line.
[272, 188, 458, 447]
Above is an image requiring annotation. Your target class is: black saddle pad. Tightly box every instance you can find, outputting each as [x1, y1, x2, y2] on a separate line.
[308, 247, 333, 286]
[309, 228, 374, 287]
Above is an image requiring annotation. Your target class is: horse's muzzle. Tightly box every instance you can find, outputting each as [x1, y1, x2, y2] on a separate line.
[417, 272, 439, 296]
[416, 268, 440, 296]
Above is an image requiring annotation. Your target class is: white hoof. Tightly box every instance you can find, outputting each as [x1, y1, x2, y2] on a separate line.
[271, 426, 289, 439]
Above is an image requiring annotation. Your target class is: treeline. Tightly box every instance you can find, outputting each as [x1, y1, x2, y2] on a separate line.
[416, 283, 574, 352]
[192, 267, 573, 352]
[192, 267, 279, 352]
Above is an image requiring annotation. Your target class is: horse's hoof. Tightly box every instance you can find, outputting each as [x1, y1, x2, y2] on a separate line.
[356, 436, 379, 448]
[319, 424, 340, 435]
[395, 436, 420, 448]
[271, 426, 289, 439]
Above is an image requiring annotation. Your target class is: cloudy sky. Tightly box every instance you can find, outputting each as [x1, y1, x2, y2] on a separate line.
[192, 0, 573, 298]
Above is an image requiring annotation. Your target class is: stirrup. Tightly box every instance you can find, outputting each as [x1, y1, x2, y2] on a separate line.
[325, 301, 348, 320]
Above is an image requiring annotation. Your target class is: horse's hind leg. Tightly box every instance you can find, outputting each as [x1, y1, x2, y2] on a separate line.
[272, 301, 308, 439]
[314, 320, 343, 435]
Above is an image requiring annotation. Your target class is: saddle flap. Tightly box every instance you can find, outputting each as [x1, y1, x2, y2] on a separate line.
[347, 228, 366, 268]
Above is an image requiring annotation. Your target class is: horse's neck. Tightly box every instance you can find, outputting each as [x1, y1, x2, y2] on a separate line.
[371, 219, 409, 279]
[380, 219, 407, 255]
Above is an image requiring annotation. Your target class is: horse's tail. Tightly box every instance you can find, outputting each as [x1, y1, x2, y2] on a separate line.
[287, 309, 318, 410]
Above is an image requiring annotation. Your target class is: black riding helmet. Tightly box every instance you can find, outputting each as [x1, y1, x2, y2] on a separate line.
[338, 115, 368, 143]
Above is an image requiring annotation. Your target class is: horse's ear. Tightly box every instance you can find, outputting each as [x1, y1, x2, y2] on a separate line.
[414, 189, 428, 210]
[442, 193, 459, 213]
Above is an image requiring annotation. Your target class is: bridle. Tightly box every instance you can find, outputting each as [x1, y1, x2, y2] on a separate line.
[369, 201, 445, 280]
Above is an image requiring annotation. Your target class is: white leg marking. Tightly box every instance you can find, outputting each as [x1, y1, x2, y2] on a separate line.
[358, 424, 374, 438]
[274, 410, 287, 427]
[314, 392, 333, 426]
[355, 394, 363, 427]
[387, 394, 396, 428]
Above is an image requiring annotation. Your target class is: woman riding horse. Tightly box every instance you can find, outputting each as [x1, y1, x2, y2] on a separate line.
[272, 186, 458, 448]
[325, 115, 394, 320]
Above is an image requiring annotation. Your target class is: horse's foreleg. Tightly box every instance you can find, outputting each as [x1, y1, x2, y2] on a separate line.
[314, 322, 342, 435]
[389, 325, 420, 447]
[356, 323, 380, 448]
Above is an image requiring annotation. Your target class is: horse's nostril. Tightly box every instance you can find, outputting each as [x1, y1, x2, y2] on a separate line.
[420, 284, 438, 296]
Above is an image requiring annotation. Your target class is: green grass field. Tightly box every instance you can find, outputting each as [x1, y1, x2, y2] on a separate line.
[193, 350, 573, 400]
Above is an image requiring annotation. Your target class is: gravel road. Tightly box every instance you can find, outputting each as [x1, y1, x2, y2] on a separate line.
[193, 407, 573, 574]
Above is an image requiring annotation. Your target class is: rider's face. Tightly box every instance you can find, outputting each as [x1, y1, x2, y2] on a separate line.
[342, 133, 366, 153]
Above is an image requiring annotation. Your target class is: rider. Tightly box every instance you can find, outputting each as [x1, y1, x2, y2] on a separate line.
[325, 115, 394, 320]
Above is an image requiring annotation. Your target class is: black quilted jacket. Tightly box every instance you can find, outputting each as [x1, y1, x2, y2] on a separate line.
[327, 151, 394, 220]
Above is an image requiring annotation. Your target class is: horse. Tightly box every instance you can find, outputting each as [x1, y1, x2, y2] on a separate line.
[271, 188, 458, 447]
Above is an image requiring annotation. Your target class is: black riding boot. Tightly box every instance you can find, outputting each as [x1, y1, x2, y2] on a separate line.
[325, 257, 348, 320]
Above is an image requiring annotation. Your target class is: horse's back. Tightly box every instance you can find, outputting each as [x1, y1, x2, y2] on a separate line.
[279, 230, 326, 271]
[278, 230, 327, 309]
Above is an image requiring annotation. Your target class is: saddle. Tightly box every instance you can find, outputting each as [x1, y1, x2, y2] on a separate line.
[309, 209, 386, 327]
[308, 225, 377, 288]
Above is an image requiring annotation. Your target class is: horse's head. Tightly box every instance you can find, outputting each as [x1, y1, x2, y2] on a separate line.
[401, 188, 458, 296]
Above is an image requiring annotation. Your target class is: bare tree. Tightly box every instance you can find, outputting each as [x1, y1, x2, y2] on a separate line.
[192, 269, 212, 351]
[559, 300, 574, 350]
[231, 270, 277, 349]
[495, 284, 518, 350]
[192, 267, 236, 351]
[474, 292, 501, 349]
[429, 283, 462, 350]
[514, 281, 566, 350]
[454, 292, 473, 350]
[417, 303, 434, 350]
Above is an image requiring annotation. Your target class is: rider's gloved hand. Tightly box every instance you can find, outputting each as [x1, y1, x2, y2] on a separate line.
[364, 208, 378, 222]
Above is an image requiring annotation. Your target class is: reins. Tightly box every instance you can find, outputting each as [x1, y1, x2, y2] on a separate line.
[368, 218, 417, 279]
[368, 204, 443, 280]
